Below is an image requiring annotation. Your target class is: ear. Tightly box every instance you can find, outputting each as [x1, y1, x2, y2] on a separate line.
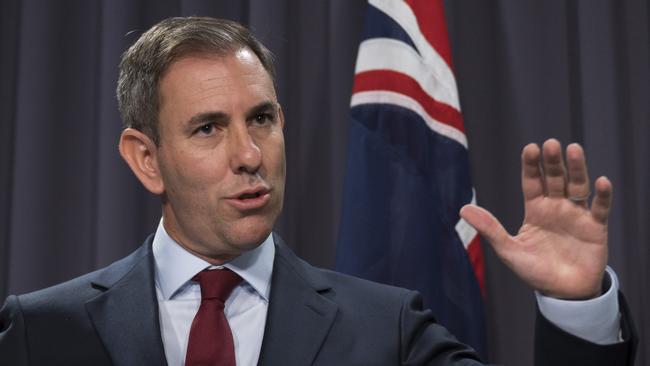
[278, 104, 285, 129]
[118, 128, 165, 195]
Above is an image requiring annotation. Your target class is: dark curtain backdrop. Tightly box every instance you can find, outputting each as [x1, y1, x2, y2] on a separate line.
[1, 1, 648, 364]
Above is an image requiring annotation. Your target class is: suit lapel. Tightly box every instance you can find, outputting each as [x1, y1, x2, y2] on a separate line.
[85, 238, 168, 366]
[258, 236, 338, 366]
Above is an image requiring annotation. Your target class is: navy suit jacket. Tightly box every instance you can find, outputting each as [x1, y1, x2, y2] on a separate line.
[0, 234, 637, 365]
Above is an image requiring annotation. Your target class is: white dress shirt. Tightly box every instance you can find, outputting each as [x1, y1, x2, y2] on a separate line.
[152, 221, 274, 366]
[151, 220, 621, 365]
[536, 266, 621, 344]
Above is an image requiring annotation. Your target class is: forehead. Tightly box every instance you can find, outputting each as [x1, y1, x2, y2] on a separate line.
[158, 48, 276, 108]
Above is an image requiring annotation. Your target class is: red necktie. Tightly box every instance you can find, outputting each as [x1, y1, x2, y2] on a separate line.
[185, 268, 242, 366]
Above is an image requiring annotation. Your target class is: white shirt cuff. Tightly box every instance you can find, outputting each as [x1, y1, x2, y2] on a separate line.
[535, 266, 621, 345]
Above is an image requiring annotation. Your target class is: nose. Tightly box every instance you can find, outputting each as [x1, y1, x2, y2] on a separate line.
[227, 123, 262, 174]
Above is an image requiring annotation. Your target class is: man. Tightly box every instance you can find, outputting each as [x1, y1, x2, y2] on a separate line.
[0, 17, 637, 365]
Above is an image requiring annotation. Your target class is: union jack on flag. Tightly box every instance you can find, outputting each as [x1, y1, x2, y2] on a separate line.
[336, 0, 486, 356]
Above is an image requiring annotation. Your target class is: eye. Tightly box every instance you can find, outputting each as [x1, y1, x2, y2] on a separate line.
[253, 113, 274, 125]
[195, 123, 215, 135]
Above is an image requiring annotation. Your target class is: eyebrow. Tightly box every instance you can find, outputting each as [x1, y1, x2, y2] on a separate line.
[186, 101, 278, 127]
[187, 111, 228, 128]
[246, 101, 278, 118]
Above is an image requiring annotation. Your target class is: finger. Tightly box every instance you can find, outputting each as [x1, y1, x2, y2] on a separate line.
[460, 204, 511, 254]
[566, 143, 590, 208]
[591, 176, 613, 224]
[521, 143, 544, 202]
[541, 139, 567, 198]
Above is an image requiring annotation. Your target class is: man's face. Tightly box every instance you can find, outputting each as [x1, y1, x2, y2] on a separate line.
[155, 49, 285, 263]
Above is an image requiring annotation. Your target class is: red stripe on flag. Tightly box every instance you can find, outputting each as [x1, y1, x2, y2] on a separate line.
[353, 70, 465, 134]
[405, 0, 454, 71]
[467, 235, 486, 298]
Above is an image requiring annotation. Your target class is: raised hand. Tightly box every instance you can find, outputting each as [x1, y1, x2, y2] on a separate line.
[460, 139, 611, 300]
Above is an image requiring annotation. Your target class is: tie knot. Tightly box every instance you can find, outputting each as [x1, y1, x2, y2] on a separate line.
[193, 268, 242, 302]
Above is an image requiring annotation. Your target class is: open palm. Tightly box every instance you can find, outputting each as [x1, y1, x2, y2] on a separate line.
[461, 139, 611, 300]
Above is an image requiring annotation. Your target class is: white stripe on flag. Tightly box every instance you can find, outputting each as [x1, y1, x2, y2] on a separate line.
[455, 189, 478, 249]
[351, 90, 467, 147]
[368, 0, 460, 110]
[356, 38, 460, 111]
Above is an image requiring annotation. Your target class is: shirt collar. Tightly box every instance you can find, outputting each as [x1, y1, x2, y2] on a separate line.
[152, 219, 275, 301]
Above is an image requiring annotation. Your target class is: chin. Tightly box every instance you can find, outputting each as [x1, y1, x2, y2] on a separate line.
[224, 217, 275, 251]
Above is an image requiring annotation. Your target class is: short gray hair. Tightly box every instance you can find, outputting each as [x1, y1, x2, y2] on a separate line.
[116, 17, 275, 145]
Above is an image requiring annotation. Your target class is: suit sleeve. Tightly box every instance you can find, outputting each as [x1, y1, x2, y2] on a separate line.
[398, 290, 485, 365]
[0, 295, 30, 365]
[534, 292, 638, 366]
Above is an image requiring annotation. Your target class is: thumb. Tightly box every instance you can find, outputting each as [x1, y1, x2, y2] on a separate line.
[460, 204, 511, 253]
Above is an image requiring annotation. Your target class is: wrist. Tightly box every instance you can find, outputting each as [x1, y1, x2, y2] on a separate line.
[540, 271, 608, 301]
[535, 266, 621, 345]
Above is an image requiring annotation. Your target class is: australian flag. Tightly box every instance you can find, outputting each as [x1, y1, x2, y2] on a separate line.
[336, 0, 487, 357]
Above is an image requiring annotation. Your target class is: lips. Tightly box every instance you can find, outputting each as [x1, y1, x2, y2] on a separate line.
[226, 186, 271, 211]
[238, 191, 263, 199]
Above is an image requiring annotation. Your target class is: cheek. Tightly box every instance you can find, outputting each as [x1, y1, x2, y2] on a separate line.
[161, 149, 229, 197]
[266, 131, 286, 174]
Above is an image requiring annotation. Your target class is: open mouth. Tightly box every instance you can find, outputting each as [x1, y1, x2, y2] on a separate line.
[238, 192, 263, 200]
[227, 188, 271, 210]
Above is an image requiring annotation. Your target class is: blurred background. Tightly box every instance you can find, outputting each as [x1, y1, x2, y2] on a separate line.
[0, 0, 647, 364]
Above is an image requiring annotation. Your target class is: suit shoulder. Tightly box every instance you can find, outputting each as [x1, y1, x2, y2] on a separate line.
[16, 268, 105, 311]
[273, 237, 414, 306]
[13, 241, 151, 311]
[317, 266, 411, 299]
[279, 251, 414, 312]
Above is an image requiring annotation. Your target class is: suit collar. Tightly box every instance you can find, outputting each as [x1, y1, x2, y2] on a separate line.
[152, 220, 275, 301]
[83, 232, 338, 366]
[85, 235, 168, 366]
[258, 234, 338, 365]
